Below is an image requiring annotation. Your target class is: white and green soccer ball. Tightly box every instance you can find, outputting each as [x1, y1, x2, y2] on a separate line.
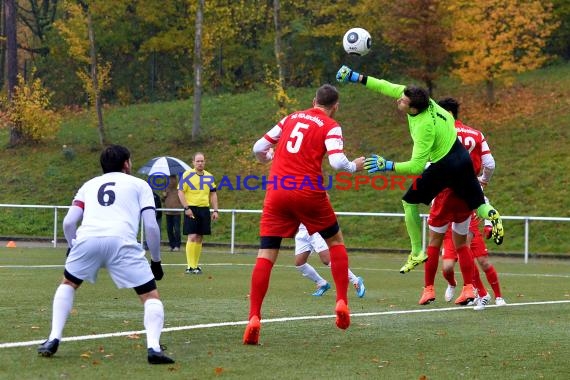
[342, 27, 372, 56]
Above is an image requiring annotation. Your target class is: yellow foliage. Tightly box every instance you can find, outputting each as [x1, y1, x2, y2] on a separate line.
[53, 1, 90, 65]
[447, 0, 559, 85]
[0, 72, 61, 143]
[264, 67, 298, 119]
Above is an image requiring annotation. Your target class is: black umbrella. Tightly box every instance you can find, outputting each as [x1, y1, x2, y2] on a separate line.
[138, 156, 191, 177]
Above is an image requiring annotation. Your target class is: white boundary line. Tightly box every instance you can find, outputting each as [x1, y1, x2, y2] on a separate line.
[2, 263, 570, 279]
[2, 299, 569, 349]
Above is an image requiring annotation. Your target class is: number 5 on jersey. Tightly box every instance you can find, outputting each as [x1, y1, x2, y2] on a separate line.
[286, 122, 309, 153]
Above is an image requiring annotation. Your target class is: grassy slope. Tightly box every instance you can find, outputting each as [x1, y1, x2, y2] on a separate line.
[0, 64, 569, 254]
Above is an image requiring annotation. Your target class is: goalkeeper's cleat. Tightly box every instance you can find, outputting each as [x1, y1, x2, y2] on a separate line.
[495, 297, 507, 306]
[37, 338, 59, 357]
[243, 316, 261, 345]
[335, 299, 351, 330]
[454, 285, 476, 305]
[444, 284, 456, 302]
[488, 209, 504, 245]
[147, 348, 175, 364]
[312, 282, 331, 297]
[418, 285, 436, 305]
[473, 294, 491, 311]
[399, 251, 428, 274]
[354, 277, 366, 298]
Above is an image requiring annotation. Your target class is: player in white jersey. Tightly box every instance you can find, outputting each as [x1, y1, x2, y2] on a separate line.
[295, 224, 366, 298]
[37, 145, 174, 365]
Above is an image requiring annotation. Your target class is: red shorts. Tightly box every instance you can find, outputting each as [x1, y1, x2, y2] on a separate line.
[442, 215, 488, 260]
[428, 189, 472, 227]
[260, 189, 337, 238]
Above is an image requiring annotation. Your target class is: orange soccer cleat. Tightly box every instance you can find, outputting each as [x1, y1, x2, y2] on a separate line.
[242, 316, 261, 345]
[454, 284, 476, 305]
[418, 285, 436, 305]
[335, 300, 351, 330]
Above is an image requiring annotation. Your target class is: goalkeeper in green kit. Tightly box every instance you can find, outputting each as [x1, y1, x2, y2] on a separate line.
[336, 65, 504, 274]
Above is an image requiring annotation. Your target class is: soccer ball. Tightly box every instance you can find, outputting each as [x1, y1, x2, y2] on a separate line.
[342, 27, 371, 56]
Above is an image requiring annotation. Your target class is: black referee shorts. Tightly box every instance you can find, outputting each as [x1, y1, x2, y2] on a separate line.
[402, 139, 485, 210]
[183, 206, 212, 235]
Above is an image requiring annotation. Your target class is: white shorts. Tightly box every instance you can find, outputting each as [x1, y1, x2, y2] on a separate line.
[65, 236, 154, 289]
[294, 228, 328, 255]
[429, 215, 471, 236]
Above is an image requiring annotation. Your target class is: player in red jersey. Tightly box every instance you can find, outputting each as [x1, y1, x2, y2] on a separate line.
[419, 97, 501, 307]
[243, 84, 365, 344]
[441, 212, 507, 310]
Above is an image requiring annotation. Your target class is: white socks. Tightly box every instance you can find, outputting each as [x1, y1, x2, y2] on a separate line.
[296, 263, 327, 287]
[49, 284, 75, 341]
[144, 298, 164, 351]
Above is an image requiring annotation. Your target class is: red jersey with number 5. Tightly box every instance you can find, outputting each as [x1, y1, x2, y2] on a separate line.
[455, 120, 490, 175]
[262, 107, 344, 188]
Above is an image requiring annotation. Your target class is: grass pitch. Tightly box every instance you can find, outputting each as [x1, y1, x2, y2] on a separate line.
[0, 247, 569, 379]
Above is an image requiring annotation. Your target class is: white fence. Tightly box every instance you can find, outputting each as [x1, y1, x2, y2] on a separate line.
[1, 203, 569, 264]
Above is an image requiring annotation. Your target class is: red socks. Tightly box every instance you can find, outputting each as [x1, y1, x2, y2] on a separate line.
[456, 245, 474, 286]
[424, 246, 440, 287]
[484, 265, 501, 298]
[472, 264, 488, 297]
[248, 257, 273, 320]
[329, 244, 349, 303]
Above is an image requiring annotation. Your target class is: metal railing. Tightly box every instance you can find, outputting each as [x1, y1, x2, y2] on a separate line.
[1, 203, 569, 264]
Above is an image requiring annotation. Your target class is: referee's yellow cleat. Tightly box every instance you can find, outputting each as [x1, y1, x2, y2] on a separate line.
[399, 251, 428, 274]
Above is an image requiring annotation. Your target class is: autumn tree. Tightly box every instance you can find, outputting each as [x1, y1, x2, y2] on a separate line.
[447, 0, 559, 105]
[376, 0, 450, 95]
[54, 0, 111, 146]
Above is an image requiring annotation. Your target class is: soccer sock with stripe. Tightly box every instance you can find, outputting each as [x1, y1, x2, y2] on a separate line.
[248, 257, 273, 320]
[329, 244, 349, 303]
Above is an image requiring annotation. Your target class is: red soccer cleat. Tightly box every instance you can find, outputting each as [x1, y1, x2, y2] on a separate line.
[335, 300, 351, 330]
[243, 316, 261, 345]
[418, 285, 436, 305]
[454, 285, 476, 305]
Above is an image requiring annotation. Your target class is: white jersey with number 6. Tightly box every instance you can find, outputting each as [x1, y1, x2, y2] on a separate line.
[73, 172, 155, 242]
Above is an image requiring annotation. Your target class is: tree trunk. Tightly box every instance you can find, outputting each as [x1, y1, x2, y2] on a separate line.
[192, 0, 204, 141]
[273, 0, 285, 89]
[87, 10, 107, 147]
[5, 0, 22, 146]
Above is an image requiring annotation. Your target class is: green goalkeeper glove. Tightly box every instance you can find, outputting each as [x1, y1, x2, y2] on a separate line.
[364, 154, 394, 173]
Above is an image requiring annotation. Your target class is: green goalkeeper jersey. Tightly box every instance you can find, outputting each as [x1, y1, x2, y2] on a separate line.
[364, 77, 457, 175]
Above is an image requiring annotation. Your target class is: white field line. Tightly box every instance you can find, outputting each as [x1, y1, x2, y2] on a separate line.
[2, 263, 570, 279]
[1, 299, 569, 349]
